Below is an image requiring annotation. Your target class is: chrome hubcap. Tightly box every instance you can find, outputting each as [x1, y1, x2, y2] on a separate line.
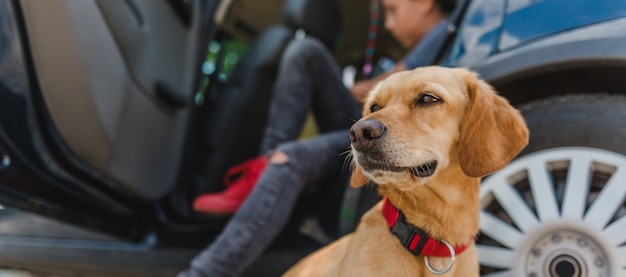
[525, 230, 606, 276]
[477, 147, 626, 276]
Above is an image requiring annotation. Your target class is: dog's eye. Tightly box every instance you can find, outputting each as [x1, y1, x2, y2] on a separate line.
[370, 103, 382, 113]
[416, 94, 440, 105]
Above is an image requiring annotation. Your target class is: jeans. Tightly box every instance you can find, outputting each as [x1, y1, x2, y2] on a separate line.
[179, 37, 361, 277]
[260, 36, 361, 153]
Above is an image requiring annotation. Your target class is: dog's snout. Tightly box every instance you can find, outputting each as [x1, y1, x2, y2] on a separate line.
[349, 119, 386, 151]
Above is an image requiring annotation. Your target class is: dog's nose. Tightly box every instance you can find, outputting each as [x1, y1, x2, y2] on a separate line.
[349, 119, 386, 151]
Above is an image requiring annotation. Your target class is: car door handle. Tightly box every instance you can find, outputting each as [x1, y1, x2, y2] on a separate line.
[155, 81, 187, 110]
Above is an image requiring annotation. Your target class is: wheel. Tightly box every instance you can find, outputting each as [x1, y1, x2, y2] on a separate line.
[478, 94, 626, 276]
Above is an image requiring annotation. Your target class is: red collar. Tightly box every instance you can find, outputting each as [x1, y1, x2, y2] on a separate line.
[382, 197, 471, 257]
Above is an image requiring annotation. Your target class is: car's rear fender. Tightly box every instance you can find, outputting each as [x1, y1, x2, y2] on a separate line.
[468, 17, 626, 106]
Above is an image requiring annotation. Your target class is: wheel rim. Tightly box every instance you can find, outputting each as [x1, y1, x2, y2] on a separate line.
[478, 147, 626, 276]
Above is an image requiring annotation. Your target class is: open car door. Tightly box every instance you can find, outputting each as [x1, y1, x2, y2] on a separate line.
[0, 0, 219, 239]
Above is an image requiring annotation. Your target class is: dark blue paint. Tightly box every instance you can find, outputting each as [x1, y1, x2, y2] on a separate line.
[502, 0, 626, 50]
[446, 0, 626, 66]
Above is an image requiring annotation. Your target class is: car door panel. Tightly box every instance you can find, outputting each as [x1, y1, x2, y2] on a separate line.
[17, 0, 209, 200]
[0, 0, 218, 239]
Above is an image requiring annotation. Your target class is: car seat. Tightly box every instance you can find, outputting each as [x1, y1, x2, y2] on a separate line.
[188, 0, 341, 216]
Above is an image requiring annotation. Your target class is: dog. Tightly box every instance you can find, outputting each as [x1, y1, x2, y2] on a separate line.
[284, 66, 529, 276]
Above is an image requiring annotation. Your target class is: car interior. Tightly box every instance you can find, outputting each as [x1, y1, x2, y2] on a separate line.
[14, 0, 468, 238]
[169, 0, 394, 240]
[12, 0, 478, 234]
[12, 0, 482, 248]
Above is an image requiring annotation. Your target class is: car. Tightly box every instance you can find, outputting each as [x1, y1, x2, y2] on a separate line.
[442, 0, 626, 276]
[1, 0, 626, 276]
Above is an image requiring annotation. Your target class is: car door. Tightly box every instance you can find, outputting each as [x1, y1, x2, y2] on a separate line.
[0, 0, 219, 239]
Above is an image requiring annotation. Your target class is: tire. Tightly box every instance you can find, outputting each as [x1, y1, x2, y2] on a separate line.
[478, 94, 626, 276]
[518, 94, 626, 155]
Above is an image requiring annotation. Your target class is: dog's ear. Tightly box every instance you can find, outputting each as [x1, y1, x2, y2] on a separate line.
[350, 165, 370, 188]
[458, 70, 529, 177]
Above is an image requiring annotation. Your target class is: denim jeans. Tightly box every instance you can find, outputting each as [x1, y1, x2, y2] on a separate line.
[179, 37, 361, 277]
[260, 36, 361, 153]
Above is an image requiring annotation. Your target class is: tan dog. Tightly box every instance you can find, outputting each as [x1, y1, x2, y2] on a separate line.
[284, 66, 529, 276]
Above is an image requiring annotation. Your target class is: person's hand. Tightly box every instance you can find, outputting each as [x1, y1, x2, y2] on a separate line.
[351, 78, 380, 103]
[350, 63, 408, 103]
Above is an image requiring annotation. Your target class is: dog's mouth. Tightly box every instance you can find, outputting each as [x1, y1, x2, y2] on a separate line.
[361, 160, 438, 178]
[409, 161, 438, 177]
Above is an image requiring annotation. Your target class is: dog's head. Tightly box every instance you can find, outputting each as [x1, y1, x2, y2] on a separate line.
[349, 66, 529, 189]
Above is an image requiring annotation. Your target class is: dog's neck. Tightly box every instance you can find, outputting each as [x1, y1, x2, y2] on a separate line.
[377, 164, 480, 247]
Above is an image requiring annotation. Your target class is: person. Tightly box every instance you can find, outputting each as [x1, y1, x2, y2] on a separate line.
[179, 0, 456, 276]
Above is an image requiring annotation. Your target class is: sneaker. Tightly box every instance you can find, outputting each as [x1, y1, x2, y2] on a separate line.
[193, 155, 268, 214]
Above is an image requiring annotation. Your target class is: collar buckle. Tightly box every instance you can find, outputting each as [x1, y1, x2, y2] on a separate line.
[389, 210, 430, 256]
[382, 197, 471, 259]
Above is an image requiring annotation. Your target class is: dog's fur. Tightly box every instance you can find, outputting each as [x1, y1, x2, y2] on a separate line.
[284, 66, 529, 276]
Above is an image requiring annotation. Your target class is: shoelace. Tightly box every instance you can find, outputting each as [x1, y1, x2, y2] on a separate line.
[222, 157, 267, 188]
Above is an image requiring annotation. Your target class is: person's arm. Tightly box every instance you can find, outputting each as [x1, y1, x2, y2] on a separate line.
[351, 63, 408, 103]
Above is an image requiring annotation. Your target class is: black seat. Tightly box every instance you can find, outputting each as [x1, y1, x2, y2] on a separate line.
[193, 0, 341, 203]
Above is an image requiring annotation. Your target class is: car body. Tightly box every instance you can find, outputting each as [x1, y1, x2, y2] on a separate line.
[443, 0, 626, 275]
[1, 0, 626, 276]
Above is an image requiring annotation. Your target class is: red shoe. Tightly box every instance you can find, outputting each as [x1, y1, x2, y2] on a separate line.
[193, 156, 268, 214]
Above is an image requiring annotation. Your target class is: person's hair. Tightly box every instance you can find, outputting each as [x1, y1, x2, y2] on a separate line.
[434, 0, 457, 16]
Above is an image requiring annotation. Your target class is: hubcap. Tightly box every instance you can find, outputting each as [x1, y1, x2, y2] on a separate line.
[477, 147, 626, 276]
[525, 230, 606, 276]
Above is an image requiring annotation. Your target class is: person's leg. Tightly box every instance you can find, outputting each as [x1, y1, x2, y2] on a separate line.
[179, 131, 351, 277]
[259, 36, 360, 153]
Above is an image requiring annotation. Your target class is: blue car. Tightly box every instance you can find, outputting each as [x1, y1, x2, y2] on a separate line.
[445, 0, 626, 276]
[0, 0, 625, 276]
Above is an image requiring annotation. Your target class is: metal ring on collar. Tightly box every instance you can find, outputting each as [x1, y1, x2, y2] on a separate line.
[424, 240, 456, 275]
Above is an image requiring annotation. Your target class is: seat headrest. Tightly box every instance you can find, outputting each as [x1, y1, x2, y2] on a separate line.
[283, 0, 341, 51]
